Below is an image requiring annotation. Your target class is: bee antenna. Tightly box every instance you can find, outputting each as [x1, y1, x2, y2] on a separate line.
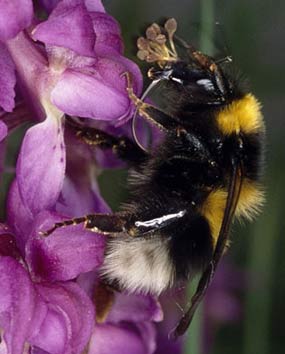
[216, 56, 233, 65]
[132, 79, 161, 152]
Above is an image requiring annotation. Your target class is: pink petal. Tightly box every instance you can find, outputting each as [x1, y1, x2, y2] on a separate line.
[52, 54, 142, 122]
[90, 12, 123, 54]
[88, 323, 156, 354]
[16, 114, 66, 215]
[107, 293, 163, 323]
[0, 228, 22, 260]
[56, 129, 111, 216]
[30, 282, 95, 354]
[6, 180, 34, 251]
[26, 211, 105, 282]
[5, 32, 49, 120]
[0, 120, 8, 141]
[0, 0, 33, 40]
[38, 0, 60, 13]
[39, 0, 105, 14]
[51, 69, 130, 120]
[0, 43, 16, 112]
[135, 322, 157, 354]
[46, 45, 97, 70]
[95, 55, 142, 99]
[56, 176, 111, 217]
[85, 0, 105, 12]
[33, 0, 96, 57]
[93, 54, 143, 125]
[0, 257, 35, 354]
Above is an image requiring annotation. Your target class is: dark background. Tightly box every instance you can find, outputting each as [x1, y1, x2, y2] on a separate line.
[100, 1, 285, 353]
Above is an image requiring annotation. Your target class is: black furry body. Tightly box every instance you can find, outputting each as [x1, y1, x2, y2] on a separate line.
[60, 59, 264, 299]
[121, 96, 263, 282]
[46, 24, 265, 336]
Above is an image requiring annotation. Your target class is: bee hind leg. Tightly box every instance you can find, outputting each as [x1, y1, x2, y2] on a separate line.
[40, 213, 131, 237]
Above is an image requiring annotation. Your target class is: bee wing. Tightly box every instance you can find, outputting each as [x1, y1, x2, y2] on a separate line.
[172, 159, 244, 338]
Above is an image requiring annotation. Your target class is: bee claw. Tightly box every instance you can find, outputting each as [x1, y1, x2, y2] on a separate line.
[121, 71, 135, 94]
[39, 230, 51, 237]
[121, 71, 133, 88]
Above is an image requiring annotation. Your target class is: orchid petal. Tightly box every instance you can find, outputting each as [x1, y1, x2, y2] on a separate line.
[56, 175, 111, 217]
[95, 55, 142, 99]
[6, 180, 34, 251]
[155, 293, 184, 354]
[30, 282, 95, 354]
[90, 12, 123, 54]
[46, 45, 97, 70]
[135, 322, 157, 354]
[16, 112, 65, 215]
[26, 211, 105, 282]
[52, 54, 142, 122]
[51, 68, 130, 120]
[56, 129, 111, 216]
[0, 118, 6, 181]
[38, 0, 60, 14]
[0, 228, 22, 260]
[5, 32, 49, 120]
[92, 52, 143, 96]
[107, 293, 163, 323]
[88, 323, 156, 354]
[0, 0, 33, 40]
[0, 120, 8, 142]
[39, 0, 105, 14]
[85, 0, 105, 12]
[0, 43, 16, 112]
[33, 0, 96, 57]
[93, 54, 143, 125]
[0, 257, 35, 354]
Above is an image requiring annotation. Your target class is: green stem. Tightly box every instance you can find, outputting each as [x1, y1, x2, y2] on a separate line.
[184, 278, 203, 354]
[199, 0, 215, 55]
[243, 166, 281, 354]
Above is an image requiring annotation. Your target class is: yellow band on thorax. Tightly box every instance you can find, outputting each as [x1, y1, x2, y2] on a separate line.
[216, 94, 264, 135]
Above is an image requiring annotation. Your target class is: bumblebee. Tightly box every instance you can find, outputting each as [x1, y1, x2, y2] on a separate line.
[44, 19, 265, 337]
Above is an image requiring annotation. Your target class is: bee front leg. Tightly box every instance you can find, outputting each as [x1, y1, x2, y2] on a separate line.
[66, 117, 147, 165]
[123, 72, 178, 131]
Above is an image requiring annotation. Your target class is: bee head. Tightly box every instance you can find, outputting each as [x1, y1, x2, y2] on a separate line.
[138, 19, 234, 106]
[148, 59, 233, 106]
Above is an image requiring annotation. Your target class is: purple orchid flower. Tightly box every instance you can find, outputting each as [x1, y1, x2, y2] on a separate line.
[0, 0, 142, 217]
[0, 223, 96, 354]
[2, 171, 163, 353]
[0, 200, 162, 353]
[0, 119, 8, 142]
[0, 1, 165, 353]
[0, 0, 33, 41]
[77, 272, 163, 354]
[0, 43, 16, 113]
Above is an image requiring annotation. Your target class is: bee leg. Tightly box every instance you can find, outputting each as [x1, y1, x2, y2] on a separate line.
[66, 117, 147, 164]
[41, 209, 186, 238]
[40, 213, 132, 237]
[172, 161, 242, 338]
[173, 35, 214, 69]
[123, 72, 178, 131]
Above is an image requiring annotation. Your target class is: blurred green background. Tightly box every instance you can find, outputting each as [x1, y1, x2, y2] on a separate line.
[101, 0, 285, 353]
